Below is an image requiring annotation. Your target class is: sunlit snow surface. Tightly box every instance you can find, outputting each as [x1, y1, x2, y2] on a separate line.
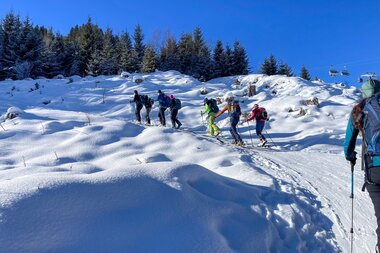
[0, 72, 374, 253]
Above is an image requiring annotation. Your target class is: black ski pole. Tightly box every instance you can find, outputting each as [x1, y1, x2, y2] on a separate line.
[350, 161, 355, 253]
[264, 129, 276, 146]
[200, 111, 207, 131]
[246, 121, 254, 147]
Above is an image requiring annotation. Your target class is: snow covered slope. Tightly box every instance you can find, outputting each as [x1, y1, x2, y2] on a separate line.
[0, 72, 374, 252]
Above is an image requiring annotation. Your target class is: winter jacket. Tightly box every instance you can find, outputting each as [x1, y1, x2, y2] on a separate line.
[203, 102, 216, 116]
[169, 99, 176, 111]
[157, 93, 167, 108]
[344, 101, 380, 166]
[247, 107, 266, 122]
[132, 94, 143, 106]
[215, 100, 241, 119]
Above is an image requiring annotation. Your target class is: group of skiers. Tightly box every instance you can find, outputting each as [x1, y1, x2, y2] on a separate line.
[130, 90, 182, 129]
[131, 90, 269, 146]
[202, 96, 268, 146]
[130, 84, 380, 251]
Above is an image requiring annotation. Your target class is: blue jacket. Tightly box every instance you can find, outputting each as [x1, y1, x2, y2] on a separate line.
[157, 93, 167, 108]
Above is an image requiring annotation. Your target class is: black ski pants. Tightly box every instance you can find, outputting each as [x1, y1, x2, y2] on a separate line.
[230, 116, 242, 143]
[135, 104, 143, 123]
[158, 107, 167, 126]
[145, 106, 152, 125]
[171, 109, 181, 128]
[368, 182, 380, 250]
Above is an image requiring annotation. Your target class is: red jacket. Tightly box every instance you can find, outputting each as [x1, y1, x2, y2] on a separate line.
[247, 107, 267, 122]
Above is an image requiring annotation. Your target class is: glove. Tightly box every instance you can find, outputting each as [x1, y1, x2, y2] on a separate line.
[246, 118, 249, 122]
[346, 151, 357, 165]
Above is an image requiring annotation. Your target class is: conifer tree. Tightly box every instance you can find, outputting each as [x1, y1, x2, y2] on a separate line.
[224, 45, 234, 76]
[192, 27, 211, 79]
[88, 49, 102, 75]
[67, 25, 80, 42]
[41, 33, 66, 78]
[0, 24, 4, 79]
[261, 54, 278, 75]
[141, 45, 157, 73]
[278, 62, 293, 77]
[117, 31, 133, 72]
[78, 18, 103, 75]
[1, 12, 22, 79]
[100, 28, 118, 75]
[38, 26, 54, 47]
[130, 24, 145, 72]
[198, 45, 212, 80]
[64, 40, 85, 76]
[178, 33, 193, 75]
[16, 17, 45, 78]
[0, 12, 255, 80]
[212, 40, 225, 78]
[232, 41, 249, 75]
[300, 65, 311, 80]
[159, 36, 179, 71]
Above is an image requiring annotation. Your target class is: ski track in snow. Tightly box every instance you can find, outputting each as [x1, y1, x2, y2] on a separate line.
[0, 72, 376, 252]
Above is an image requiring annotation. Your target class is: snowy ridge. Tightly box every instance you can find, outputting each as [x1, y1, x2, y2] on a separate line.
[0, 71, 374, 252]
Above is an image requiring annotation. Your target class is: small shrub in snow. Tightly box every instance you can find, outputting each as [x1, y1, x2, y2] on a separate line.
[133, 75, 144, 84]
[85, 113, 91, 126]
[120, 71, 131, 78]
[5, 106, 23, 120]
[42, 99, 51, 105]
[29, 83, 40, 92]
[54, 74, 65, 79]
[66, 78, 74, 84]
[327, 113, 335, 119]
[6, 112, 17, 120]
[298, 107, 306, 116]
[248, 84, 256, 97]
[303, 97, 320, 107]
[200, 87, 208, 95]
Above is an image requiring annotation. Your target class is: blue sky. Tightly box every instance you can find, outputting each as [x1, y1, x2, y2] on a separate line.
[1, 0, 379, 85]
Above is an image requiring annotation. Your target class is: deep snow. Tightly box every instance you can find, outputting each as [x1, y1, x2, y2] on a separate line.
[0, 71, 375, 252]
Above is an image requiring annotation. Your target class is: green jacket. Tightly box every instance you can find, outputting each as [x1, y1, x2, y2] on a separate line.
[203, 103, 216, 116]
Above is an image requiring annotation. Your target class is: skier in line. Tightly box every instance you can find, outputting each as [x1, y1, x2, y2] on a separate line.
[201, 97, 221, 137]
[157, 90, 170, 126]
[246, 104, 268, 146]
[130, 90, 143, 123]
[215, 96, 244, 146]
[140, 94, 154, 125]
[344, 78, 380, 252]
[169, 95, 182, 129]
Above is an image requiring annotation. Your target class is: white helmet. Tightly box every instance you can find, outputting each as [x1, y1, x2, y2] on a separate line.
[223, 92, 234, 102]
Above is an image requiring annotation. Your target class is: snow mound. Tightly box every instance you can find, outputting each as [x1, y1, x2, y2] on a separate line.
[0, 162, 337, 253]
